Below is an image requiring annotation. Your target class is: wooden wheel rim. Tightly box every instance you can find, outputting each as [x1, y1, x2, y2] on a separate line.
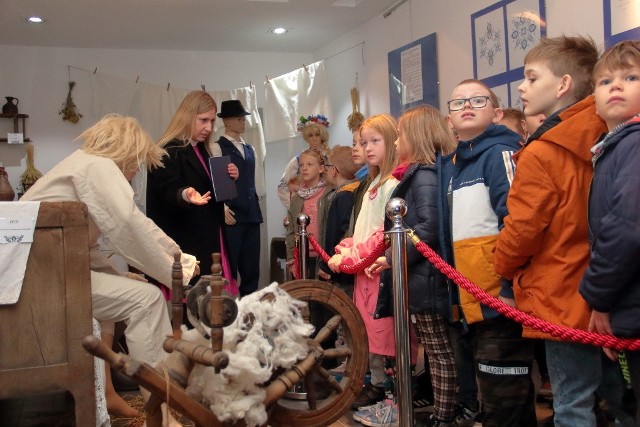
[268, 280, 369, 427]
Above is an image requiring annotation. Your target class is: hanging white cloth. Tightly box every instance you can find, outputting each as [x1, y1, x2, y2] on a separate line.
[263, 61, 332, 143]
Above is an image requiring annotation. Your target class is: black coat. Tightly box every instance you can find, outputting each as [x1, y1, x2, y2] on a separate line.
[579, 119, 640, 338]
[375, 163, 449, 317]
[146, 139, 224, 279]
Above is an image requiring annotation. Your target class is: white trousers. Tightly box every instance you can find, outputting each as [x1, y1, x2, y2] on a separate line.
[90, 271, 171, 367]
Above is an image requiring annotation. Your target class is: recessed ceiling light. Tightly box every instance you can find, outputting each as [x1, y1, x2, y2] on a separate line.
[25, 16, 45, 23]
[271, 27, 288, 35]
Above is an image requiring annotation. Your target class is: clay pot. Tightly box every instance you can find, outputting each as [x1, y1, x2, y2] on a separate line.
[2, 97, 19, 116]
[0, 167, 16, 201]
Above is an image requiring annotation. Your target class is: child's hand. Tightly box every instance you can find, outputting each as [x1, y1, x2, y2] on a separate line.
[328, 254, 342, 273]
[365, 256, 389, 278]
[589, 310, 618, 361]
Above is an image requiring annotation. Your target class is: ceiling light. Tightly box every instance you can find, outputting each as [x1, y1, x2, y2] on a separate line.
[271, 27, 288, 35]
[25, 16, 45, 23]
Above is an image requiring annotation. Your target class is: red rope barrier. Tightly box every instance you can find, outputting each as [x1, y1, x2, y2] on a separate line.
[308, 234, 389, 275]
[413, 240, 640, 351]
[292, 242, 300, 280]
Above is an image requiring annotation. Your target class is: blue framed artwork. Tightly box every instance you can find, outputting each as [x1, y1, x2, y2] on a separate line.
[472, 0, 546, 107]
[388, 33, 439, 118]
[604, 0, 640, 48]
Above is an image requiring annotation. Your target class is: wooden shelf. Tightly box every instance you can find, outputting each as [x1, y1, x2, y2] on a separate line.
[1, 113, 30, 143]
[0, 113, 29, 119]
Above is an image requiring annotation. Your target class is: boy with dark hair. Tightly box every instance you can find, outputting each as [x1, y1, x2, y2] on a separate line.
[445, 78, 535, 426]
[493, 36, 609, 426]
[579, 39, 640, 423]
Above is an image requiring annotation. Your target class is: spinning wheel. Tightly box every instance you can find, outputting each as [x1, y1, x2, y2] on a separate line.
[269, 280, 368, 427]
[83, 258, 368, 427]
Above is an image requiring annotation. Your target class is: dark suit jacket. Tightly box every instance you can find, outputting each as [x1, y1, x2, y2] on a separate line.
[146, 139, 224, 278]
[217, 136, 262, 224]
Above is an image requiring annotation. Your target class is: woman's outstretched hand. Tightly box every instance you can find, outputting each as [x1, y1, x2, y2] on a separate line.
[185, 187, 211, 205]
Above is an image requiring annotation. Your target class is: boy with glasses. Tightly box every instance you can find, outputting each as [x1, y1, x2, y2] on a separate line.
[445, 79, 536, 426]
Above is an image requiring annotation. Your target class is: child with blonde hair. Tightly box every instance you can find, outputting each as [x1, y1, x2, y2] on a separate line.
[328, 114, 400, 423]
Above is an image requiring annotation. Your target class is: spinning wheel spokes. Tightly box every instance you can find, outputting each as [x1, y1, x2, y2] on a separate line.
[268, 280, 369, 427]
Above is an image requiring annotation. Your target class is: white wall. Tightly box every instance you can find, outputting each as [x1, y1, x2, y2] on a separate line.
[0, 0, 608, 266]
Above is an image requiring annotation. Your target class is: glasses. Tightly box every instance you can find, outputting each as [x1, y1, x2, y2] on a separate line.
[325, 163, 341, 174]
[447, 96, 491, 112]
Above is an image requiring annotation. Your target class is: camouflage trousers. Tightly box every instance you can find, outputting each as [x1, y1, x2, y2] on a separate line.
[470, 315, 536, 427]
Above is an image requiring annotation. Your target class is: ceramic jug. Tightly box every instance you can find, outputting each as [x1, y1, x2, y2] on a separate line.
[0, 166, 16, 201]
[2, 97, 19, 116]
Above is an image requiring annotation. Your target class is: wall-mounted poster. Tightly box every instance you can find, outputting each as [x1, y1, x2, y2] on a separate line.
[388, 33, 439, 117]
[604, 0, 640, 47]
[472, 0, 545, 107]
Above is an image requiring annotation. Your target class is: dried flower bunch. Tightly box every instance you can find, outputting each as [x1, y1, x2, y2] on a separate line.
[347, 87, 365, 132]
[20, 142, 42, 192]
[59, 81, 83, 123]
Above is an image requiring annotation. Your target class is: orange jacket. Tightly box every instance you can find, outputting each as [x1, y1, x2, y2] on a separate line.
[494, 96, 607, 340]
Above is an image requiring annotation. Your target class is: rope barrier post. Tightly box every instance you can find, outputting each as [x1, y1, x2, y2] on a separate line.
[296, 213, 310, 280]
[385, 198, 414, 427]
[284, 213, 311, 401]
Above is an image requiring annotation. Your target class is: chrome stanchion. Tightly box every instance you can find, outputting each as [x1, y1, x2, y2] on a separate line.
[285, 213, 310, 400]
[385, 198, 413, 427]
[296, 213, 310, 280]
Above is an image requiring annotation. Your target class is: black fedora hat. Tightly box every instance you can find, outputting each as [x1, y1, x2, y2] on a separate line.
[217, 100, 250, 118]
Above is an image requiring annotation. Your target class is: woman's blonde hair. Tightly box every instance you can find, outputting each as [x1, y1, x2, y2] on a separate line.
[360, 114, 398, 191]
[78, 114, 165, 174]
[398, 105, 457, 164]
[302, 122, 330, 152]
[158, 90, 217, 148]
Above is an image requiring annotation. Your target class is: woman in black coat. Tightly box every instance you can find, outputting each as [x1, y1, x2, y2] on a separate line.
[369, 105, 458, 426]
[146, 91, 238, 283]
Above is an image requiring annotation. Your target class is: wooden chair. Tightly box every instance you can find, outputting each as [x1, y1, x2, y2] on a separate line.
[0, 201, 96, 426]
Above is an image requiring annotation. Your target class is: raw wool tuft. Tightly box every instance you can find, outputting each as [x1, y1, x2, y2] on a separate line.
[183, 282, 314, 426]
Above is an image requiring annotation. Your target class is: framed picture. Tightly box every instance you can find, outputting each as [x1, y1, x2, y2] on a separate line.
[388, 33, 439, 117]
[604, 0, 640, 47]
[472, 0, 545, 106]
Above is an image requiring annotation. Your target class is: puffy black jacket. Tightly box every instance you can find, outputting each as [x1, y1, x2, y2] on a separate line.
[375, 163, 450, 317]
[579, 118, 640, 338]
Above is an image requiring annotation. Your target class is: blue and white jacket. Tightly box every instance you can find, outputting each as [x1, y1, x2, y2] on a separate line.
[449, 124, 521, 324]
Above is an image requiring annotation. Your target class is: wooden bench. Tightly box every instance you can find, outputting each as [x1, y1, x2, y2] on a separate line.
[0, 201, 96, 426]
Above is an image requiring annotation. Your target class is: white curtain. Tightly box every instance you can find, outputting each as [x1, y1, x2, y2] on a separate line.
[263, 60, 332, 143]
[89, 74, 269, 288]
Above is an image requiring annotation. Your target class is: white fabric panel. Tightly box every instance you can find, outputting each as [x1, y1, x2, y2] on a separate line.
[263, 60, 332, 143]
[89, 74, 269, 288]
[452, 183, 499, 241]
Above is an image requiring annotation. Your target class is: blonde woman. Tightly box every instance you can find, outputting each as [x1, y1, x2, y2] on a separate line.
[23, 114, 198, 426]
[146, 91, 239, 283]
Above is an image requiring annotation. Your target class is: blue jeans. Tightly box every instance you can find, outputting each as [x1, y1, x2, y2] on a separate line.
[546, 340, 602, 427]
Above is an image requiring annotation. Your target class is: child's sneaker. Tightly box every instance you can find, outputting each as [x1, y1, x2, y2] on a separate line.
[352, 400, 388, 422]
[351, 384, 385, 410]
[358, 401, 398, 427]
[455, 402, 479, 427]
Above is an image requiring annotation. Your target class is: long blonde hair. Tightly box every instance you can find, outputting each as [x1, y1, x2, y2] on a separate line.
[398, 105, 457, 165]
[360, 114, 398, 191]
[158, 90, 217, 148]
[78, 114, 165, 174]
